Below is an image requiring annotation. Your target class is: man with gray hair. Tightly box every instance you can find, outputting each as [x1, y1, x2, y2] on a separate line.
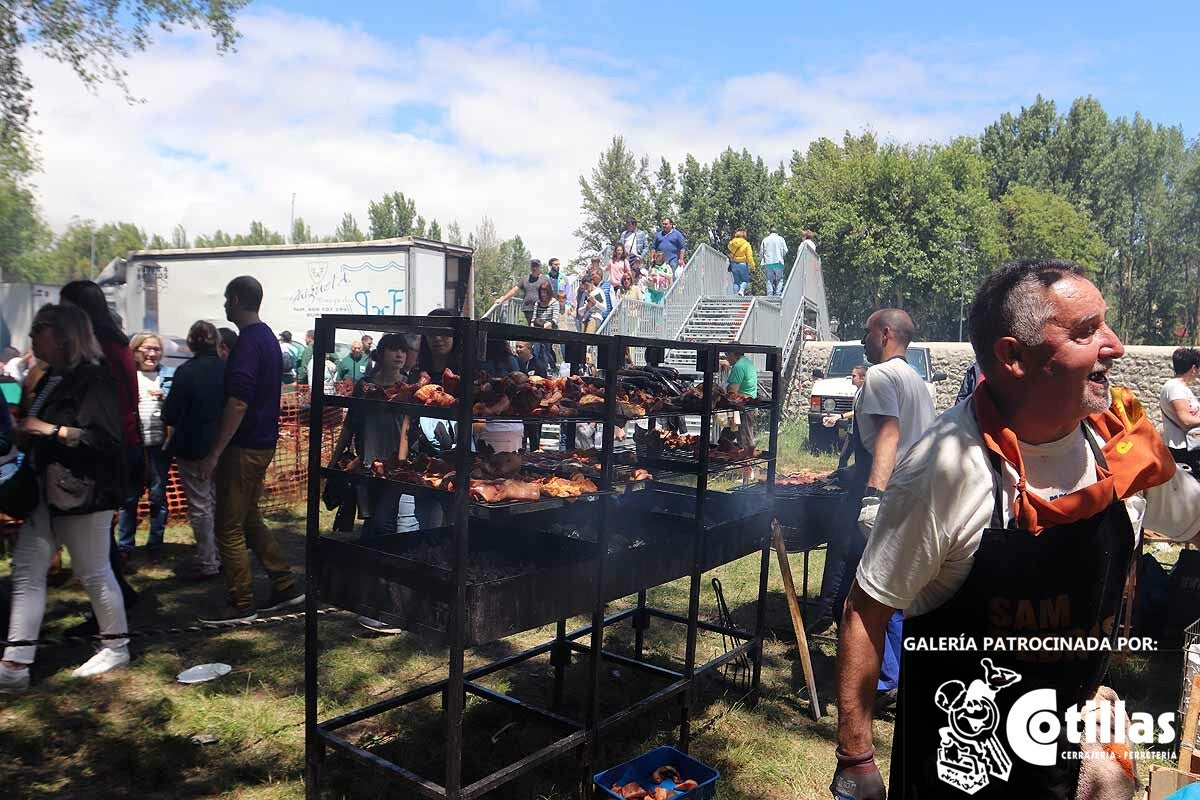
[831, 259, 1200, 799]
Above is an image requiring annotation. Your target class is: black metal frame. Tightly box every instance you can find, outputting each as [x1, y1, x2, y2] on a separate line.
[304, 315, 781, 799]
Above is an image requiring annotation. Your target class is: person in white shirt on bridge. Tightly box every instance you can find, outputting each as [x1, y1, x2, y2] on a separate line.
[761, 229, 788, 296]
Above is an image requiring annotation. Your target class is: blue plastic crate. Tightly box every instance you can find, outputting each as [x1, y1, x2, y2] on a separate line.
[594, 745, 719, 799]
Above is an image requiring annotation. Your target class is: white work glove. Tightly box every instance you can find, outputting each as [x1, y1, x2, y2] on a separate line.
[858, 495, 881, 536]
[822, 414, 840, 428]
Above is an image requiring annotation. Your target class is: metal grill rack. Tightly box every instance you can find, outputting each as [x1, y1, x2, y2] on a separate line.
[304, 315, 780, 799]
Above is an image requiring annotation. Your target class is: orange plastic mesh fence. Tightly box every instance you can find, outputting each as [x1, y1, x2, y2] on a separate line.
[129, 386, 344, 520]
[0, 388, 343, 529]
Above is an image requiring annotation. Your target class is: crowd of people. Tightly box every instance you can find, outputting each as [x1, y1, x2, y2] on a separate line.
[492, 220, 820, 336]
[7, 252, 1200, 800]
[0, 276, 305, 692]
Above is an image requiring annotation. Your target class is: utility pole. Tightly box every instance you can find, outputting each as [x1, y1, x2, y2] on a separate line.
[290, 193, 296, 243]
[956, 240, 967, 342]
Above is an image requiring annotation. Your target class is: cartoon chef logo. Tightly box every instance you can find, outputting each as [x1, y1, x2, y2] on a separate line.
[933, 658, 1022, 795]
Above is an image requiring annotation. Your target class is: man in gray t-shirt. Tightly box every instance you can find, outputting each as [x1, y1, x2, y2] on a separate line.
[496, 258, 552, 324]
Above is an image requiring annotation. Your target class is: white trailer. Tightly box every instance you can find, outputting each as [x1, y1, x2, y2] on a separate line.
[0, 282, 62, 351]
[97, 237, 473, 339]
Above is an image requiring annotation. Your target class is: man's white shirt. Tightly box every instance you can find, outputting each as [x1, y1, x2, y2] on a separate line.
[856, 401, 1200, 617]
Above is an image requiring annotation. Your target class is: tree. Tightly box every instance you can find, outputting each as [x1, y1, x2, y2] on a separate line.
[427, 219, 442, 241]
[469, 217, 506, 315]
[171, 224, 189, 249]
[235, 221, 285, 246]
[998, 185, 1106, 272]
[333, 212, 364, 242]
[980, 95, 1060, 200]
[0, 170, 51, 281]
[47, 219, 146, 280]
[445, 220, 463, 245]
[194, 229, 233, 248]
[575, 136, 652, 256]
[1, 1, 248, 141]
[677, 154, 714, 256]
[367, 191, 419, 239]
[647, 158, 677, 230]
[290, 216, 314, 244]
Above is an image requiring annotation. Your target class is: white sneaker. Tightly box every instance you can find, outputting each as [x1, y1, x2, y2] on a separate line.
[0, 663, 30, 693]
[71, 646, 130, 678]
[357, 616, 403, 635]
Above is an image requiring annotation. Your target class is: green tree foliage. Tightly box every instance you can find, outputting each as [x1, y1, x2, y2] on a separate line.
[576, 98, 1200, 344]
[367, 191, 419, 239]
[49, 219, 146, 279]
[998, 185, 1106, 272]
[445, 220, 463, 245]
[333, 213, 364, 242]
[575, 136, 652, 255]
[1, 1, 247, 142]
[290, 216, 314, 244]
[194, 221, 284, 248]
[427, 219, 442, 241]
[777, 132, 1006, 339]
[469, 217, 506, 314]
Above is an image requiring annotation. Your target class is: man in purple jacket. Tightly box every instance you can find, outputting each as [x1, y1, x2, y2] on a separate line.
[197, 276, 303, 624]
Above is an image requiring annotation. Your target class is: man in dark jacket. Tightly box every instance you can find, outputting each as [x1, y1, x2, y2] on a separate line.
[163, 321, 226, 580]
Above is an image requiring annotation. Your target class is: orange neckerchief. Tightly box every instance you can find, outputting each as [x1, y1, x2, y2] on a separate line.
[973, 383, 1176, 534]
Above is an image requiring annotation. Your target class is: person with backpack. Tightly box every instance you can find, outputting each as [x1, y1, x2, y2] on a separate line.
[278, 330, 304, 385]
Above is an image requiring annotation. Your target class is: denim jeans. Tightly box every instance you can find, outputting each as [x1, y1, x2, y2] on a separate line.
[397, 494, 419, 532]
[360, 484, 403, 540]
[766, 265, 784, 296]
[877, 611, 904, 692]
[730, 262, 750, 295]
[117, 444, 169, 551]
[5, 504, 128, 664]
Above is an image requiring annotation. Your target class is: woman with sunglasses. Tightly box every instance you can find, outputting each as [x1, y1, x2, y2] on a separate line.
[1, 305, 130, 690]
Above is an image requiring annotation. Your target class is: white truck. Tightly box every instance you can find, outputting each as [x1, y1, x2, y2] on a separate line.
[98, 237, 474, 342]
[806, 342, 946, 452]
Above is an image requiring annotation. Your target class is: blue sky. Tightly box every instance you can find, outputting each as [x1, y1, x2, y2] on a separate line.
[26, 1, 1200, 258]
[276, 0, 1200, 134]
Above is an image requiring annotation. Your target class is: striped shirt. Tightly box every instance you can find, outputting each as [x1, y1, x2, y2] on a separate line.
[136, 370, 166, 446]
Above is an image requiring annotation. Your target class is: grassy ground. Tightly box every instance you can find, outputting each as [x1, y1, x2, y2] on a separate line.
[0, 426, 1189, 799]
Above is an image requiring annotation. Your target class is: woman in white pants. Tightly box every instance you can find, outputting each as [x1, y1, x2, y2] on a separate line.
[1, 304, 130, 692]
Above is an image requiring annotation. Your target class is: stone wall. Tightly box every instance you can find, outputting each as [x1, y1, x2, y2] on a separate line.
[785, 341, 1180, 425]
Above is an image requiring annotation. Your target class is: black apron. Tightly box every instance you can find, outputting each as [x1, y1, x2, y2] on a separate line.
[890, 429, 1135, 799]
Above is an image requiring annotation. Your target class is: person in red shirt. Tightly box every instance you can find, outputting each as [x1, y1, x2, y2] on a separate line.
[59, 281, 140, 619]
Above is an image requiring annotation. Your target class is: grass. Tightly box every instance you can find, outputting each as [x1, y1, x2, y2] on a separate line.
[0, 426, 1187, 799]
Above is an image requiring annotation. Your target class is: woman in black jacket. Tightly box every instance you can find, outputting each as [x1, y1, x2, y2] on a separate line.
[0, 304, 130, 692]
[162, 321, 226, 579]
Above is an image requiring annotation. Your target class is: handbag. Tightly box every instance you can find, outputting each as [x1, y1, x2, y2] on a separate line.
[0, 459, 38, 518]
[45, 462, 96, 512]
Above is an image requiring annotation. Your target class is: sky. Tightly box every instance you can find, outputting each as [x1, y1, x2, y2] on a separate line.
[22, 0, 1200, 260]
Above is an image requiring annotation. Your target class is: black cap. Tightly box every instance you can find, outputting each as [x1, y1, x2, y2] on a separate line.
[530, 258, 542, 268]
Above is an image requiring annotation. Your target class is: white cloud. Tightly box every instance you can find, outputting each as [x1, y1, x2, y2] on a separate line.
[24, 8, 1096, 261]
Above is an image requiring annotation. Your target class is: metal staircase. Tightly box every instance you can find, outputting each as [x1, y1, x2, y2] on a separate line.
[665, 297, 752, 371]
